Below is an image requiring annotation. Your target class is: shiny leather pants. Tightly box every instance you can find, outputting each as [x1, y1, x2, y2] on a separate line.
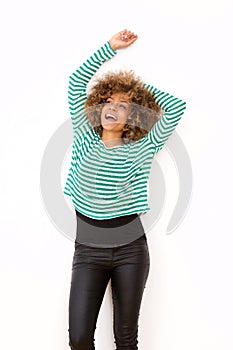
[68, 212, 150, 350]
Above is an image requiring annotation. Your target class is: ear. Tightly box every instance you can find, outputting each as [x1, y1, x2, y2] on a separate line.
[122, 124, 129, 131]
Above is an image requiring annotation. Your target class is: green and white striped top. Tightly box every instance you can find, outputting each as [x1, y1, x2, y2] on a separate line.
[63, 41, 187, 219]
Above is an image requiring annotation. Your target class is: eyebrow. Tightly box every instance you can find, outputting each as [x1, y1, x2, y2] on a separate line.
[107, 98, 129, 103]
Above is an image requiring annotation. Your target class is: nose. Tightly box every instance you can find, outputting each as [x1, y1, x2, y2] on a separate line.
[108, 102, 118, 111]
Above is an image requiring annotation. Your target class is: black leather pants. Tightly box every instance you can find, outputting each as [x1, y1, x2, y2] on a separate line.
[68, 211, 150, 350]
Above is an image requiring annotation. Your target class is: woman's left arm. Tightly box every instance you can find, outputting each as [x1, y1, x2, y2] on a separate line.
[144, 84, 187, 152]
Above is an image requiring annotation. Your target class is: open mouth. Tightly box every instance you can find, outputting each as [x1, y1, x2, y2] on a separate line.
[105, 113, 118, 122]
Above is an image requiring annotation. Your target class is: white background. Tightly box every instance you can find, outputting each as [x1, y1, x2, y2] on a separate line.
[1, 0, 233, 349]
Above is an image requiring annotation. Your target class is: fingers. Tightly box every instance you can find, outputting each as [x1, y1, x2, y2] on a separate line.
[120, 29, 138, 41]
[109, 29, 138, 50]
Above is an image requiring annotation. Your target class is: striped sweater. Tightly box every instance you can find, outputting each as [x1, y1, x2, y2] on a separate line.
[63, 41, 187, 219]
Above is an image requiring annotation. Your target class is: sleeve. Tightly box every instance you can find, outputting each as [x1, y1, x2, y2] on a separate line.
[68, 41, 117, 135]
[144, 84, 187, 152]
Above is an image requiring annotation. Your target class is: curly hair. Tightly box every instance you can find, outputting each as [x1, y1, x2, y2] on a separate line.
[84, 70, 164, 143]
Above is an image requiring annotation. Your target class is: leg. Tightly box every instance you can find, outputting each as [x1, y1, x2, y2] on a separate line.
[111, 236, 150, 350]
[68, 244, 111, 350]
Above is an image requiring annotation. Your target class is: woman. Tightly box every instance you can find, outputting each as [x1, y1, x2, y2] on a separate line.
[64, 29, 187, 350]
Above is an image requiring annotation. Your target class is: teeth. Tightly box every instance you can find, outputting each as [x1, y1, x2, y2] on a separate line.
[105, 113, 117, 121]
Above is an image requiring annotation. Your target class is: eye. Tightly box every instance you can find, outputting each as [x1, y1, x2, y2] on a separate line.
[118, 103, 128, 109]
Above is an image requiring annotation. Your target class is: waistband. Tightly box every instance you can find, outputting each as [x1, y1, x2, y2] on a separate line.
[75, 210, 139, 228]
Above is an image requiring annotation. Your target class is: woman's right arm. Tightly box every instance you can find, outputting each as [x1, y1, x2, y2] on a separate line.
[68, 41, 117, 135]
[68, 29, 137, 135]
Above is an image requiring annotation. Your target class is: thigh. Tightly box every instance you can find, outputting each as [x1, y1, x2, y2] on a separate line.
[111, 236, 150, 329]
[68, 244, 111, 341]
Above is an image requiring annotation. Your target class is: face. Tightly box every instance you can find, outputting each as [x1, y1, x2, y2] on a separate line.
[100, 92, 131, 132]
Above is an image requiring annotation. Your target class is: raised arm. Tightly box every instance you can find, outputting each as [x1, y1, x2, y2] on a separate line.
[144, 84, 187, 152]
[68, 42, 117, 135]
[68, 29, 138, 136]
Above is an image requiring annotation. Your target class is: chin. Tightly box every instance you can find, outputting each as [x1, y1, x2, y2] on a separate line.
[102, 123, 120, 130]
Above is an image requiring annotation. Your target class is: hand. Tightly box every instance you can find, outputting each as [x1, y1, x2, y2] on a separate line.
[109, 29, 138, 51]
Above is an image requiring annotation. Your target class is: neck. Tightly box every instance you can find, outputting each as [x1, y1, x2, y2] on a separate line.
[101, 129, 124, 147]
